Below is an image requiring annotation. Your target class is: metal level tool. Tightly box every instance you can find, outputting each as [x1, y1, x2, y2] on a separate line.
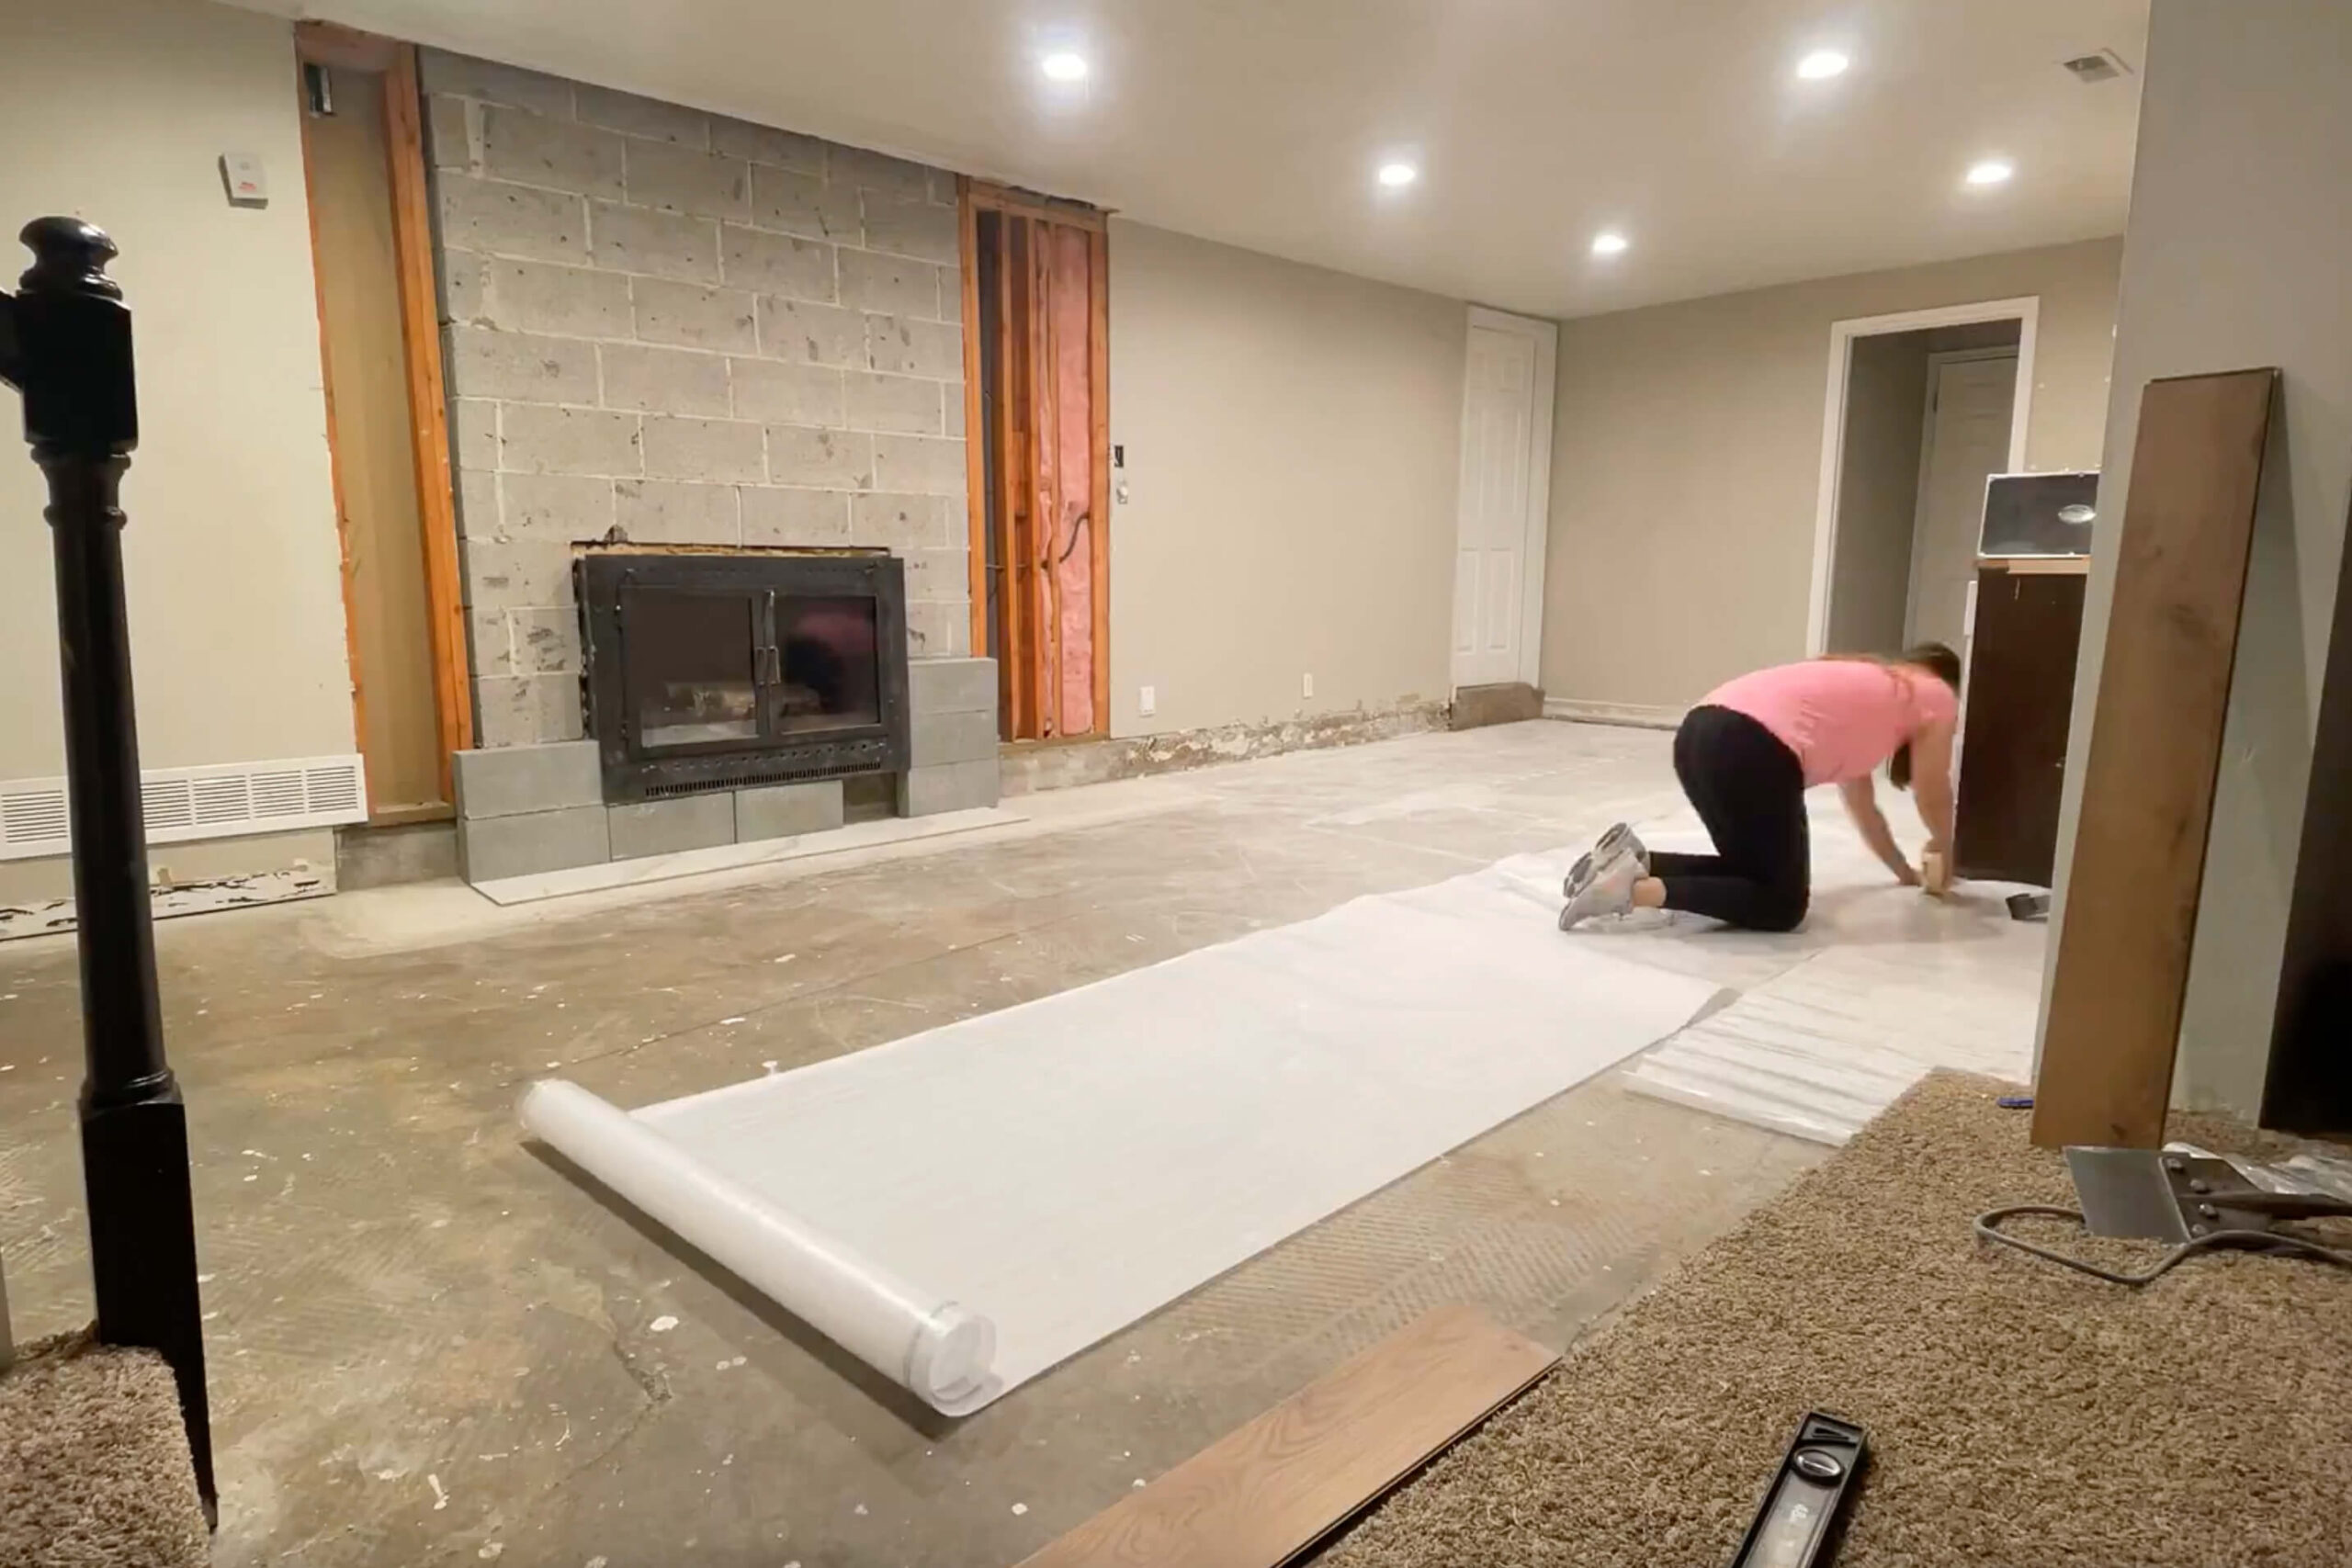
[1728, 1412, 1868, 1568]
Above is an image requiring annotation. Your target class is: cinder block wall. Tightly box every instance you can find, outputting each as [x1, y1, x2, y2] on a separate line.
[419, 53, 971, 749]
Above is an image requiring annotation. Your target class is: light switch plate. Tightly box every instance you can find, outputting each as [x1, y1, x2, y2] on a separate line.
[220, 153, 268, 208]
[1138, 685, 1157, 717]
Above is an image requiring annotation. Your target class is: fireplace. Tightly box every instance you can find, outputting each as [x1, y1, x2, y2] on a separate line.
[577, 550, 910, 802]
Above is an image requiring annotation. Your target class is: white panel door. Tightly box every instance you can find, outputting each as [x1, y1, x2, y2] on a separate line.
[1905, 354, 2017, 650]
[1453, 321, 1541, 688]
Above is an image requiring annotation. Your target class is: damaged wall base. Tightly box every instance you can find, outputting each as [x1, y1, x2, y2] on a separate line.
[0, 865, 334, 943]
[1000, 700, 1448, 795]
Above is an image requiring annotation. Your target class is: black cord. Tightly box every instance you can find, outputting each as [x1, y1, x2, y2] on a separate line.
[1974, 1203, 2352, 1286]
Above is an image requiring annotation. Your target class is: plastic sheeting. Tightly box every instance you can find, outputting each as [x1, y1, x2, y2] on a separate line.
[524, 855, 1721, 1414]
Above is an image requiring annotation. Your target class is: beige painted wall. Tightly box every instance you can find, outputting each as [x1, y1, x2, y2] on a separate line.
[2041, 0, 2352, 1120]
[0, 0, 354, 789]
[1106, 220, 1465, 737]
[1825, 333, 1932, 655]
[1541, 238, 2121, 712]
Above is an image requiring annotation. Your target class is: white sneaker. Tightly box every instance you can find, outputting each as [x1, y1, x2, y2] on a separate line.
[1564, 823, 1648, 900]
[1559, 851, 1641, 929]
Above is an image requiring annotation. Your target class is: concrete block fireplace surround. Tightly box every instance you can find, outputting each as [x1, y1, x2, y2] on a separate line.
[418, 50, 999, 884]
[452, 654, 1000, 883]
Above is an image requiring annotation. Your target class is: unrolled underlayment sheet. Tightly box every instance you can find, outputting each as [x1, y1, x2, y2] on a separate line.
[525, 857, 1720, 1415]
[1624, 940, 2041, 1144]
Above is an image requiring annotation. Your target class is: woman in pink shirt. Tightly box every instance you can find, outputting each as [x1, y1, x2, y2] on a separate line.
[1558, 644, 1962, 931]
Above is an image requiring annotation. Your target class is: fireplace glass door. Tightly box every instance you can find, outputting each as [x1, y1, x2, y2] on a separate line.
[579, 552, 910, 801]
[774, 595, 884, 734]
[624, 587, 762, 750]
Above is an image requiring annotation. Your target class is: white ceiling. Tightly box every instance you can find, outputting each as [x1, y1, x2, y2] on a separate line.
[266, 0, 2148, 318]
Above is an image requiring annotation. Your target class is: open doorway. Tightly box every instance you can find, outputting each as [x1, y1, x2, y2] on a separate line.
[1806, 299, 2036, 659]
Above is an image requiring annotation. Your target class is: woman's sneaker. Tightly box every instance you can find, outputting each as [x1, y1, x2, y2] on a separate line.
[1563, 823, 1647, 900]
[1559, 851, 1641, 930]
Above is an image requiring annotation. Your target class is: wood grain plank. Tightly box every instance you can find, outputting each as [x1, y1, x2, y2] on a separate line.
[2033, 368, 2277, 1148]
[1018, 1305, 1555, 1568]
[384, 43, 475, 792]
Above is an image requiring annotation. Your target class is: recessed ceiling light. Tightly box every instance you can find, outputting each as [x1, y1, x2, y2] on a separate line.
[1795, 49, 1850, 80]
[1040, 51, 1089, 83]
[1590, 230, 1629, 256]
[1377, 162, 1419, 188]
[1964, 158, 2016, 187]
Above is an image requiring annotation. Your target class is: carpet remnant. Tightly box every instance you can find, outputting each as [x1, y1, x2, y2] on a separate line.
[1323, 1073, 2352, 1568]
[0, 1329, 209, 1568]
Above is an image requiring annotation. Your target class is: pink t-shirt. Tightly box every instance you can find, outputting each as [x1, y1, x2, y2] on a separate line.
[1702, 660, 1956, 788]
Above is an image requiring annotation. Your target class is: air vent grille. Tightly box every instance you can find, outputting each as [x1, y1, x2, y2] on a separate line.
[2062, 50, 2132, 84]
[0, 753, 368, 861]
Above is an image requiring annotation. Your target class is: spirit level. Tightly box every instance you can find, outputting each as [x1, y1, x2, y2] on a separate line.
[1727, 1412, 1867, 1568]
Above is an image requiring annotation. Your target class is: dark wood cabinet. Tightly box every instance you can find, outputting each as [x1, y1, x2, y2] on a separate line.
[1955, 562, 2086, 886]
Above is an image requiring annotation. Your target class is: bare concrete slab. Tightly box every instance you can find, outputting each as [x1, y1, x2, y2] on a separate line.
[0, 724, 1835, 1568]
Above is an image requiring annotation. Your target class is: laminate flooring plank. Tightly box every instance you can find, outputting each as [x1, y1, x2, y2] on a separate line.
[1018, 1304, 1557, 1568]
[2033, 368, 2276, 1148]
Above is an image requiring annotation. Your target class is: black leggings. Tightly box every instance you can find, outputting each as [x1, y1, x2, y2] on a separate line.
[1650, 705, 1810, 931]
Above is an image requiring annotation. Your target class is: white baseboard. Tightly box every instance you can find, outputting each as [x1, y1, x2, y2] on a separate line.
[1542, 697, 1685, 730]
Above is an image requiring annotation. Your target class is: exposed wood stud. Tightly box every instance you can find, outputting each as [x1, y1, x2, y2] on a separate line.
[957, 178, 989, 659]
[295, 64, 378, 816]
[1088, 225, 1112, 733]
[384, 43, 475, 790]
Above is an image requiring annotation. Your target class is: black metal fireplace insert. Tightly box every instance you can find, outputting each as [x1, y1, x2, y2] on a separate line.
[577, 549, 910, 802]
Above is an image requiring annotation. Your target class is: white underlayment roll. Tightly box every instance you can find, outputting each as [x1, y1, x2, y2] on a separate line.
[520, 1080, 996, 1413]
[526, 851, 1723, 1415]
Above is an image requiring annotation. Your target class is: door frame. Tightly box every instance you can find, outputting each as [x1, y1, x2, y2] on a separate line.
[1805, 296, 2038, 656]
[956, 179, 1112, 737]
[1453, 304, 1557, 691]
[1903, 345, 2022, 646]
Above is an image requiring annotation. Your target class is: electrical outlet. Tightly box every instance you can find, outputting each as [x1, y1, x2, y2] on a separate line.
[1302, 672, 1315, 699]
[1139, 684, 1157, 717]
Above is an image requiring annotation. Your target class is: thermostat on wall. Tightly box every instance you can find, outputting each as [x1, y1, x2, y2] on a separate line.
[220, 153, 268, 209]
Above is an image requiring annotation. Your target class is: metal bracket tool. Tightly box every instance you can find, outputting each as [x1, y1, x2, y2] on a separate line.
[1728, 1412, 1868, 1568]
[1978, 1147, 2352, 1286]
[2067, 1147, 2352, 1240]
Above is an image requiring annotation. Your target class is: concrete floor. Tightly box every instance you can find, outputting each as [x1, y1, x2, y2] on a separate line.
[0, 722, 1866, 1567]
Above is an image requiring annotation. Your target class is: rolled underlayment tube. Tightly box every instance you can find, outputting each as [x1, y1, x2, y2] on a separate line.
[520, 1078, 998, 1414]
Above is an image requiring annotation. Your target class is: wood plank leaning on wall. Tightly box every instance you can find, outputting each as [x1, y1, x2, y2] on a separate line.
[294, 22, 471, 816]
[2032, 368, 2278, 1149]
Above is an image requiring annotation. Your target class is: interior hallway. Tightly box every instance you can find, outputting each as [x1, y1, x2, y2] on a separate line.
[0, 722, 2041, 1566]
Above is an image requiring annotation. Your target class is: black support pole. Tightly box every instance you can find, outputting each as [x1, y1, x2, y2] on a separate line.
[0, 218, 215, 1518]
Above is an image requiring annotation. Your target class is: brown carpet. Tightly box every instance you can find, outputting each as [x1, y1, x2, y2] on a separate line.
[1324, 1073, 2352, 1568]
[0, 1330, 209, 1568]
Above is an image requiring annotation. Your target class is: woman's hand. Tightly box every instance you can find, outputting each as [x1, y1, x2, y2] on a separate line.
[1893, 861, 1923, 887]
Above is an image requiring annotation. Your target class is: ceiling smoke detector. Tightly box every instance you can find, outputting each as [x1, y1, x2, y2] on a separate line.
[2062, 49, 2133, 85]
